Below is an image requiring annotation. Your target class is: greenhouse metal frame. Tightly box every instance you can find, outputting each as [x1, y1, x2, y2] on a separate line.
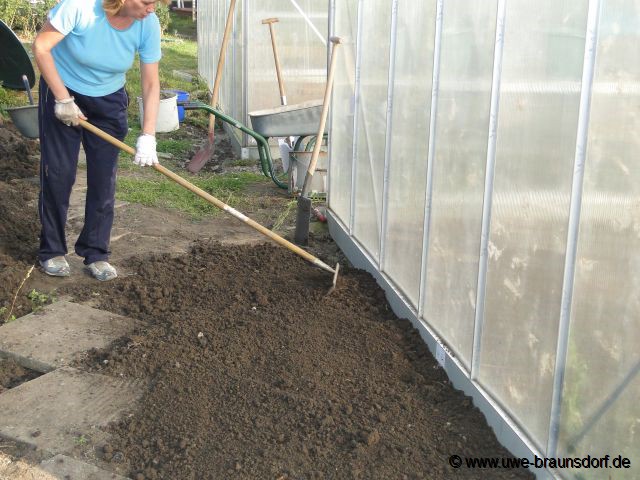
[327, 0, 639, 478]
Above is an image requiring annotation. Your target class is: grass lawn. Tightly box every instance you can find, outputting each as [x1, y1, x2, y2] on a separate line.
[117, 171, 273, 219]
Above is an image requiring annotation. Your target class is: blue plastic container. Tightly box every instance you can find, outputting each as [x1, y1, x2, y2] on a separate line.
[165, 89, 190, 122]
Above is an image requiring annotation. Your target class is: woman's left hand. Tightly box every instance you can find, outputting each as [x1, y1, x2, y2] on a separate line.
[134, 134, 159, 166]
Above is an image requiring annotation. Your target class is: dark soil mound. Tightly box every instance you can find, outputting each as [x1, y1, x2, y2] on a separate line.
[0, 125, 40, 323]
[67, 241, 533, 480]
[0, 181, 39, 261]
[0, 123, 39, 182]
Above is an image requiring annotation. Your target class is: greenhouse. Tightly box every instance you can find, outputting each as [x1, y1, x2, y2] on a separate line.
[326, 0, 640, 478]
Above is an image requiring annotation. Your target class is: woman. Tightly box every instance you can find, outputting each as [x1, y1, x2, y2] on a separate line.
[32, 0, 168, 281]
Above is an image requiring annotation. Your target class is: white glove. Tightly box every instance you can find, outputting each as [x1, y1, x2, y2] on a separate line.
[54, 97, 85, 126]
[134, 134, 159, 166]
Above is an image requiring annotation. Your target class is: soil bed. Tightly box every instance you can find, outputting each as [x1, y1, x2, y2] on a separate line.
[0, 123, 41, 321]
[64, 241, 531, 480]
[0, 122, 533, 480]
[0, 122, 40, 182]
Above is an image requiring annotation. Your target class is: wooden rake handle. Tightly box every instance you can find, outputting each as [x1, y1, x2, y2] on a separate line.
[77, 119, 337, 275]
[301, 36, 342, 197]
[208, 0, 237, 134]
[262, 17, 287, 104]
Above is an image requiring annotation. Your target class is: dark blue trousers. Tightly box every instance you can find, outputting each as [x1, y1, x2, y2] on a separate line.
[38, 78, 128, 265]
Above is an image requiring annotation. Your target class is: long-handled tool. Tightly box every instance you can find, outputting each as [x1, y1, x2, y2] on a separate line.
[22, 74, 34, 105]
[262, 17, 287, 107]
[294, 37, 342, 246]
[78, 119, 340, 291]
[262, 17, 295, 171]
[187, 0, 236, 173]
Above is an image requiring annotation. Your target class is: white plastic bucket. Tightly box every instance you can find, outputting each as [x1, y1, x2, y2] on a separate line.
[137, 91, 179, 133]
[289, 151, 327, 194]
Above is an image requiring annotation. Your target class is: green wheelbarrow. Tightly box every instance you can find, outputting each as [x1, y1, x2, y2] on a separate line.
[250, 100, 328, 195]
[181, 100, 327, 191]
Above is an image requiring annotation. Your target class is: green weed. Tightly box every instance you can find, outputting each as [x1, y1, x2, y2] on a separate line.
[0, 307, 17, 323]
[27, 289, 55, 312]
[272, 200, 297, 232]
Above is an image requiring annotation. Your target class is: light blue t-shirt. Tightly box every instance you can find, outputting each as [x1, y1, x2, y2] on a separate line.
[49, 0, 161, 96]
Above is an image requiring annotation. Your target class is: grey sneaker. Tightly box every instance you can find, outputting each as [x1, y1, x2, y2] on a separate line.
[39, 256, 70, 277]
[87, 261, 117, 282]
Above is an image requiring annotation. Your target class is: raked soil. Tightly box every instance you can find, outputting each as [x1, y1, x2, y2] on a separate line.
[67, 241, 532, 480]
[0, 121, 533, 479]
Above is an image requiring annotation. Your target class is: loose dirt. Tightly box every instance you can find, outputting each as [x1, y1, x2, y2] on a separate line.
[0, 122, 534, 480]
[0, 358, 41, 393]
[0, 123, 41, 322]
[0, 122, 40, 182]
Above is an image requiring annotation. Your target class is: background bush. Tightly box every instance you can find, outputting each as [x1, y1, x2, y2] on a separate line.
[0, 0, 57, 37]
[0, 1, 171, 37]
[156, 2, 171, 35]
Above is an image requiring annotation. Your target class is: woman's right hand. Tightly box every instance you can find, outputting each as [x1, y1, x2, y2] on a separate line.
[54, 97, 86, 126]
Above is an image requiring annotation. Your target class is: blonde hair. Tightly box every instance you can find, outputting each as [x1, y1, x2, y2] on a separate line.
[103, 0, 170, 16]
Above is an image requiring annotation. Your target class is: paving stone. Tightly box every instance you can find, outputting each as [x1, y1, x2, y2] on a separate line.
[0, 452, 57, 479]
[40, 454, 130, 480]
[0, 367, 142, 456]
[0, 300, 140, 372]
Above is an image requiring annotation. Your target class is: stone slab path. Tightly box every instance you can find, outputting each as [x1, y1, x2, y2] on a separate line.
[0, 300, 140, 373]
[0, 300, 142, 479]
[0, 367, 142, 454]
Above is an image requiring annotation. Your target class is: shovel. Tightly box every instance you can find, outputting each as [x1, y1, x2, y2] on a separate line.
[186, 0, 236, 173]
[78, 119, 340, 292]
[294, 37, 342, 246]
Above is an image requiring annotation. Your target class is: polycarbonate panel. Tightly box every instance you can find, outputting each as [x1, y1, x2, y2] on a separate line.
[421, 1, 497, 368]
[219, 0, 230, 114]
[196, 0, 228, 105]
[197, 0, 215, 89]
[197, 0, 244, 145]
[381, 1, 436, 305]
[557, 0, 640, 474]
[218, 0, 243, 144]
[232, 0, 243, 121]
[233, 0, 244, 144]
[246, 0, 328, 116]
[477, 0, 588, 448]
[352, 0, 393, 262]
[327, 0, 358, 227]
